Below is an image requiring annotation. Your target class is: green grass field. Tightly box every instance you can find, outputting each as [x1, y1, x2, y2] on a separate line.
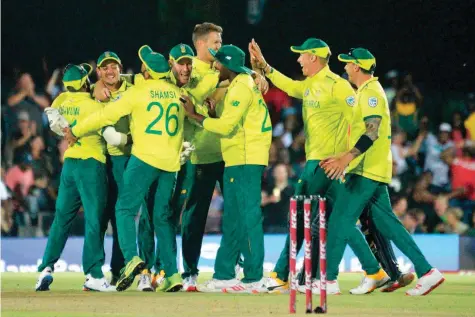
[2, 273, 475, 317]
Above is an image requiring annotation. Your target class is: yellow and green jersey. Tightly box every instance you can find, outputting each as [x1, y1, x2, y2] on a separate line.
[186, 57, 222, 164]
[267, 65, 356, 160]
[72, 79, 185, 172]
[347, 77, 392, 184]
[94, 79, 134, 156]
[52, 92, 106, 163]
[203, 73, 272, 167]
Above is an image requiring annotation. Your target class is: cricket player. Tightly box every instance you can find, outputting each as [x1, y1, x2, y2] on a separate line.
[248, 38, 355, 294]
[320, 48, 444, 295]
[137, 43, 196, 290]
[65, 45, 186, 292]
[181, 44, 272, 293]
[35, 63, 114, 292]
[180, 22, 225, 291]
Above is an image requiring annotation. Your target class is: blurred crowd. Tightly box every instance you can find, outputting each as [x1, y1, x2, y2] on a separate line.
[1, 67, 475, 238]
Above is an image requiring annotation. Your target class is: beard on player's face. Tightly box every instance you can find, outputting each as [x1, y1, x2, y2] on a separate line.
[172, 60, 192, 86]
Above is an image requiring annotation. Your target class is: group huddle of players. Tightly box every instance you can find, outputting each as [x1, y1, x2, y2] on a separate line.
[34, 21, 445, 296]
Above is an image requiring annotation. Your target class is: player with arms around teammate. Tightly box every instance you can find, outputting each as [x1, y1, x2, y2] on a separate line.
[65, 46, 186, 292]
[35, 64, 115, 292]
[181, 45, 272, 293]
[249, 38, 355, 294]
[320, 48, 444, 296]
[179, 22, 226, 292]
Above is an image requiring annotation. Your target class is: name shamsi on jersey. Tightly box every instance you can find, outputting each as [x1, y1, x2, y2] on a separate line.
[150, 90, 178, 99]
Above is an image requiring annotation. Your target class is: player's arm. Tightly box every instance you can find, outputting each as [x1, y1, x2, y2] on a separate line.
[320, 89, 382, 179]
[181, 83, 252, 137]
[71, 91, 134, 138]
[102, 126, 128, 146]
[248, 39, 302, 98]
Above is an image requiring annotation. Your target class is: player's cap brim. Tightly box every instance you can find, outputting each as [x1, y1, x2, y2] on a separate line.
[79, 63, 93, 76]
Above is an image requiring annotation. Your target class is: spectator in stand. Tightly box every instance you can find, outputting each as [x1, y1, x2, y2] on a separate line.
[30, 135, 54, 179]
[261, 163, 294, 233]
[4, 153, 36, 236]
[6, 73, 50, 136]
[264, 82, 291, 125]
[423, 123, 454, 193]
[384, 69, 399, 107]
[438, 207, 469, 235]
[393, 73, 423, 139]
[451, 111, 469, 157]
[412, 208, 427, 233]
[45, 68, 65, 100]
[273, 108, 299, 148]
[464, 93, 475, 141]
[391, 194, 408, 220]
[441, 145, 475, 223]
[1, 165, 16, 236]
[402, 211, 418, 234]
[391, 128, 425, 176]
[9, 111, 37, 165]
[205, 187, 224, 234]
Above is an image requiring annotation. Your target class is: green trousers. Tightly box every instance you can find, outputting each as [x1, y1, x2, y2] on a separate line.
[213, 165, 264, 283]
[116, 155, 178, 276]
[326, 174, 432, 280]
[103, 155, 128, 278]
[181, 161, 225, 278]
[38, 158, 107, 278]
[273, 160, 338, 281]
[137, 160, 194, 271]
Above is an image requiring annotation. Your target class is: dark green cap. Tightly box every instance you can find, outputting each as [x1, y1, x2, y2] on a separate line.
[208, 45, 252, 75]
[97, 51, 121, 67]
[290, 38, 331, 58]
[62, 63, 93, 90]
[138, 45, 170, 79]
[169, 44, 195, 62]
[338, 48, 376, 72]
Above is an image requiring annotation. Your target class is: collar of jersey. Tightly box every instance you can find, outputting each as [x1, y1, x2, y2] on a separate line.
[308, 65, 330, 81]
[193, 57, 217, 74]
[357, 77, 379, 93]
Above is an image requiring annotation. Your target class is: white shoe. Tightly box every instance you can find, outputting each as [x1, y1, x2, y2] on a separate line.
[297, 279, 320, 294]
[137, 273, 154, 292]
[152, 270, 165, 289]
[325, 280, 342, 295]
[350, 269, 390, 295]
[197, 278, 240, 293]
[224, 278, 269, 294]
[406, 268, 445, 296]
[266, 272, 289, 294]
[83, 275, 116, 292]
[183, 275, 198, 292]
[35, 267, 53, 291]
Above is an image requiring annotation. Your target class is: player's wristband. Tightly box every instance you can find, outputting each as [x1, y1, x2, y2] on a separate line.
[354, 135, 373, 153]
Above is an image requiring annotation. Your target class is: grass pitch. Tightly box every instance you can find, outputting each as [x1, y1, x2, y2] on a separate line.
[2, 273, 474, 317]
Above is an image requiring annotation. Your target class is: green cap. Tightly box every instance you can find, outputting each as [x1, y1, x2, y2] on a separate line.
[208, 45, 252, 75]
[169, 44, 195, 62]
[338, 48, 376, 72]
[97, 51, 122, 67]
[290, 38, 331, 58]
[62, 63, 93, 90]
[138, 45, 170, 79]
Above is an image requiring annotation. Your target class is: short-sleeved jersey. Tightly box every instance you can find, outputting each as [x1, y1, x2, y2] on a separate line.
[267, 66, 356, 160]
[347, 77, 392, 184]
[203, 73, 272, 167]
[72, 79, 184, 172]
[52, 92, 106, 163]
[186, 57, 222, 164]
[94, 79, 134, 156]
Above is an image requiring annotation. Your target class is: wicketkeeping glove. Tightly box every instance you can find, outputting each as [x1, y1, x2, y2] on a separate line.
[180, 141, 195, 165]
[44, 107, 69, 136]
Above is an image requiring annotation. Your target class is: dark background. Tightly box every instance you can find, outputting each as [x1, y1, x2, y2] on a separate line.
[2, 0, 474, 92]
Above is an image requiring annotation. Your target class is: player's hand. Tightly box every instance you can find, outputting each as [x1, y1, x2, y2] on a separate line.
[254, 72, 269, 94]
[320, 152, 353, 180]
[63, 127, 78, 146]
[93, 81, 111, 101]
[180, 95, 196, 116]
[248, 38, 267, 69]
[204, 97, 217, 117]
